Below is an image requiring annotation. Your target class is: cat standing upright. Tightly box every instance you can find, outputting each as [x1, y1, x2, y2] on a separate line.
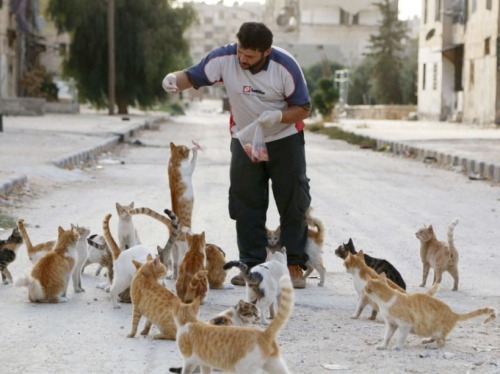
[16, 226, 79, 303]
[17, 218, 55, 263]
[335, 238, 407, 290]
[172, 275, 294, 374]
[0, 227, 23, 284]
[364, 273, 496, 350]
[115, 202, 141, 250]
[175, 231, 208, 304]
[168, 141, 199, 279]
[128, 254, 177, 340]
[415, 218, 460, 290]
[70, 224, 90, 293]
[266, 208, 326, 286]
[224, 246, 289, 325]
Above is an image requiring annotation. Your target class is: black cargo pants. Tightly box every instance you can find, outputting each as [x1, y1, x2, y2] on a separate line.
[228, 131, 311, 268]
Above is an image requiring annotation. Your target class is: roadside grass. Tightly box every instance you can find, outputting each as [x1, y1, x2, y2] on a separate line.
[0, 213, 17, 229]
[306, 122, 377, 149]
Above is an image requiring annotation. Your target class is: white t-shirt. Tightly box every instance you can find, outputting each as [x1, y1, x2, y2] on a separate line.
[186, 43, 311, 142]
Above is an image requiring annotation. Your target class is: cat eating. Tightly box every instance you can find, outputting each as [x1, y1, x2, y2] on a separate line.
[364, 273, 496, 350]
[171, 275, 294, 373]
[415, 218, 460, 291]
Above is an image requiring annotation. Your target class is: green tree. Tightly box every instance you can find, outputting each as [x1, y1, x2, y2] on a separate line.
[312, 78, 339, 119]
[348, 57, 375, 105]
[46, 0, 196, 113]
[399, 37, 418, 104]
[365, 0, 407, 104]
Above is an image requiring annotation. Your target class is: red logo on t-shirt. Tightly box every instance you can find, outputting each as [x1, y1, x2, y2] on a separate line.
[243, 86, 251, 93]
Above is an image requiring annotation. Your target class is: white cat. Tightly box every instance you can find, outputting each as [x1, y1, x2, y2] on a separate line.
[115, 202, 140, 250]
[83, 234, 106, 276]
[70, 224, 90, 293]
[223, 246, 289, 325]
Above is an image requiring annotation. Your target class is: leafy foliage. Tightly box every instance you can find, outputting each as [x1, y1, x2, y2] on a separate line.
[312, 78, 339, 118]
[46, 0, 196, 113]
[364, 0, 408, 104]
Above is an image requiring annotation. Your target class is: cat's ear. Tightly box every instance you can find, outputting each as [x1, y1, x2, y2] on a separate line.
[157, 245, 162, 255]
[146, 253, 153, 261]
[132, 260, 143, 270]
[280, 246, 287, 255]
[358, 249, 364, 256]
[348, 238, 353, 245]
[129, 202, 134, 209]
[379, 272, 387, 281]
[58, 226, 64, 236]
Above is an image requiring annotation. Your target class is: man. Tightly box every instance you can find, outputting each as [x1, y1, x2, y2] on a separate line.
[162, 22, 311, 288]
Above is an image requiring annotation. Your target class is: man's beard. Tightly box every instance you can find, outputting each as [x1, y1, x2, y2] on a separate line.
[239, 54, 266, 72]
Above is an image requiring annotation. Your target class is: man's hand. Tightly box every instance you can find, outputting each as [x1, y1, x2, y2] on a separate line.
[256, 110, 282, 128]
[162, 73, 179, 93]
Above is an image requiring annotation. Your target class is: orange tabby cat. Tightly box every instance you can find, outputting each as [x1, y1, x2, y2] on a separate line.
[344, 250, 406, 320]
[17, 218, 55, 263]
[364, 274, 496, 350]
[415, 218, 460, 290]
[172, 275, 294, 373]
[168, 142, 199, 279]
[128, 254, 177, 340]
[204, 243, 227, 289]
[16, 226, 79, 303]
[175, 231, 208, 304]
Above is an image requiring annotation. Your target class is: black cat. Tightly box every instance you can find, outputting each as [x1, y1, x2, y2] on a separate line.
[335, 238, 406, 290]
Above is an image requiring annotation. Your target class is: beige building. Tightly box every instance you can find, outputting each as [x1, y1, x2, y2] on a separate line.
[418, 0, 500, 125]
[0, 1, 17, 98]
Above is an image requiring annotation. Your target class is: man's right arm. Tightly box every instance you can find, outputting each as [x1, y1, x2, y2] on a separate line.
[162, 71, 193, 93]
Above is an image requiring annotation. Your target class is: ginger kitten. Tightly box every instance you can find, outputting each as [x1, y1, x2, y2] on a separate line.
[175, 231, 208, 304]
[204, 243, 227, 289]
[16, 226, 79, 303]
[128, 254, 177, 340]
[416, 218, 460, 290]
[168, 141, 199, 279]
[364, 274, 496, 350]
[172, 275, 294, 374]
[17, 218, 55, 263]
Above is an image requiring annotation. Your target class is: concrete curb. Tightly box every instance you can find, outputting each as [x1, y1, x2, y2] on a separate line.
[0, 115, 167, 197]
[374, 138, 500, 183]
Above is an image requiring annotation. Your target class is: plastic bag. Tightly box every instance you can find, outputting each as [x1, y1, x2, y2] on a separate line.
[234, 121, 269, 162]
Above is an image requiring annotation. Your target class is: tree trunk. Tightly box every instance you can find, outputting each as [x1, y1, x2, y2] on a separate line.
[116, 95, 128, 114]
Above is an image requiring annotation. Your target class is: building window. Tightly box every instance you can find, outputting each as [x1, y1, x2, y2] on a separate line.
[340, 8, 350, 25]
[204, 17, 213, 25]
[486, 0, 492, 10]
[422, 63, 426, 90]
[471, 0, 477, 13]
[352, 13, 359, 25]
[432, 63, 438, 90]
[485, 37, 491, 55]
[435, 0, 441, 21]
[424, 0, 428, 23]
[470, 60, 474, 86]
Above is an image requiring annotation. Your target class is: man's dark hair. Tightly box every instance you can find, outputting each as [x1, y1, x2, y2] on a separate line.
[236, 22, 273, 52]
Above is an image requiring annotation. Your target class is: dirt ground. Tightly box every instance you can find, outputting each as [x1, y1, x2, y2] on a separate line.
[1, 102, 499, 373]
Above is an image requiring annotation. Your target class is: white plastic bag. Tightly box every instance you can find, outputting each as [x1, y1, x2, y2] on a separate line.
[234, 121, 269, 162]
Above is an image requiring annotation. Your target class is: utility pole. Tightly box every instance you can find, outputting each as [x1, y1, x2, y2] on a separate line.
[108, 0, 116, 115]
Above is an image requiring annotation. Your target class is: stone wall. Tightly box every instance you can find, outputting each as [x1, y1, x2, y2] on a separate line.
[337, 105, 417, 120]
[0, 98, 80, 115]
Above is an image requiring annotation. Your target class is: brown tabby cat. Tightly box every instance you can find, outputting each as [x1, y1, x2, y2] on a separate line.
[17, 218, 55, 263]
[115, 202, 140, 250]
[176, 231, 208, 304]
[128, 254, 177, 340]
[208, 299, 260, 326]
[204, 243, 227, 289]
[15, 226, 79, 303]
[0, 227, 23, 284]
[168, 141, 199, 279]
[415, 218, 460, 291]
[171, 275, 294, 373]
[364, 273, 496, 350]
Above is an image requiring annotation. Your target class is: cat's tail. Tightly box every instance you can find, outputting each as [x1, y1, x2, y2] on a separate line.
[87, 234, 107, 250]
[265, 275, 294, 338]
[129, 206, 174, 233]
[157, 209, 180, 264]
[447, 218, 460, 261]
[184, 270, 208, 303]
[425, 282, 440, 297]
[305, 207, 324, 243]
[102, 214, 121, 261]
[456, 307, 496, 324]
[15, 274, 45, 300]
[223, 261, 263, 286]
